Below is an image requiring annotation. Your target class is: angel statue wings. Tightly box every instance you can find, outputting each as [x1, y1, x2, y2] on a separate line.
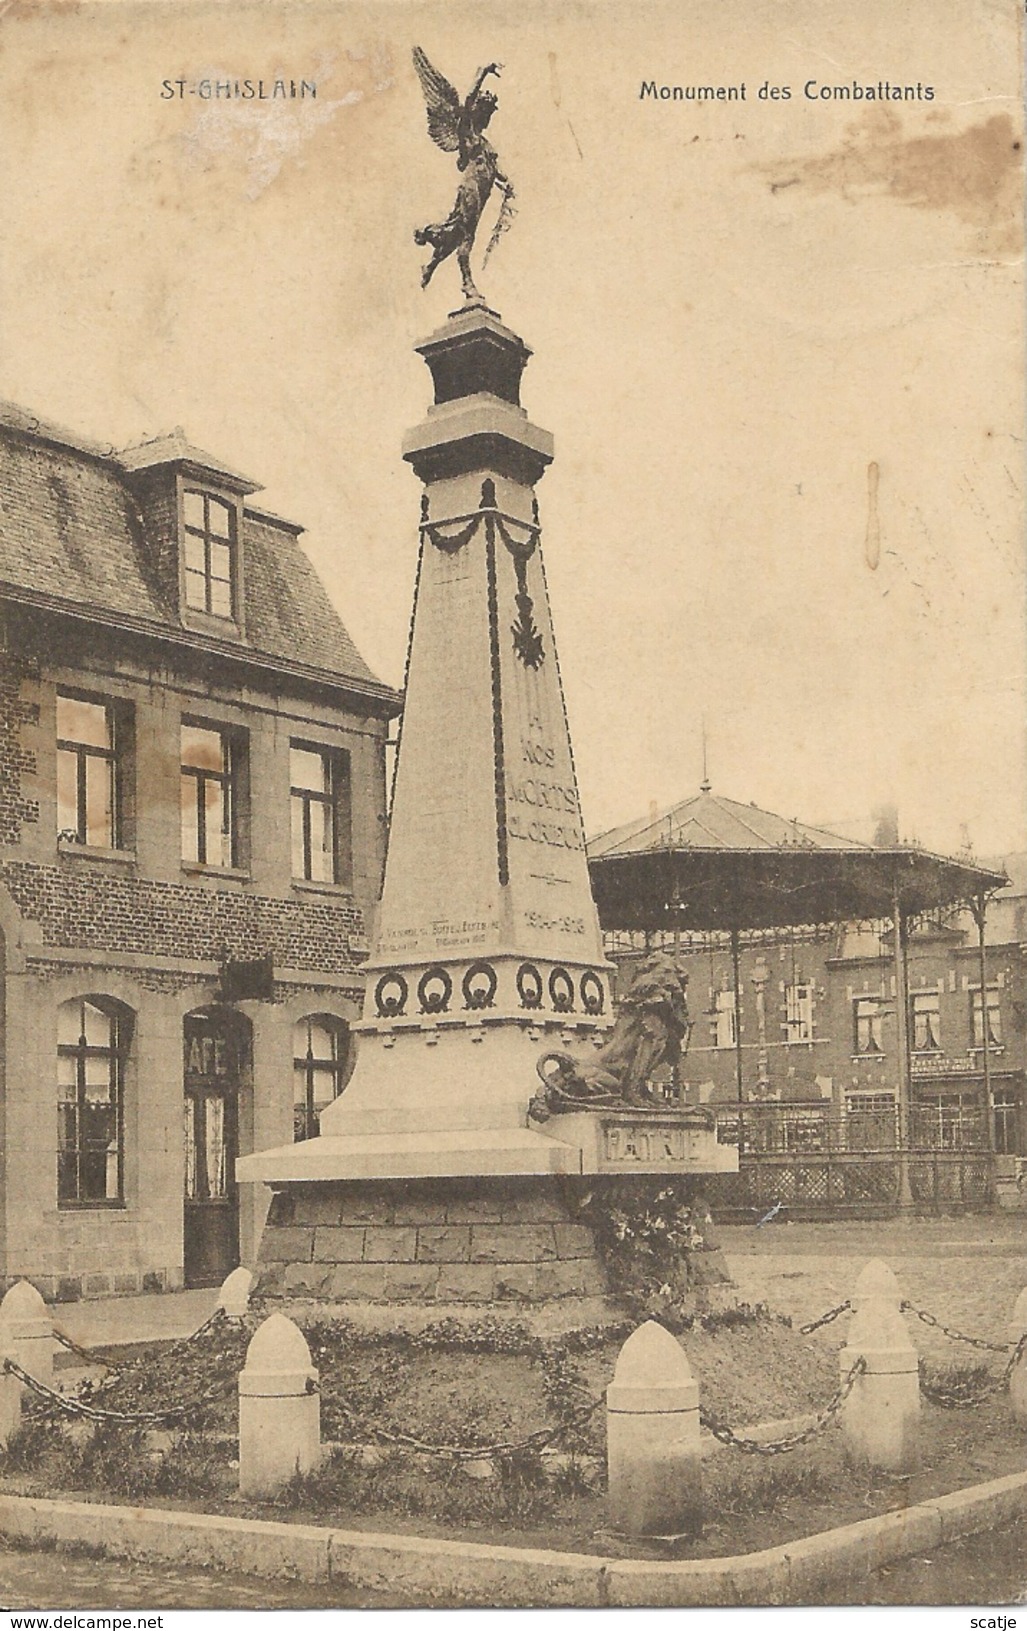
[412, 47, 516, 303]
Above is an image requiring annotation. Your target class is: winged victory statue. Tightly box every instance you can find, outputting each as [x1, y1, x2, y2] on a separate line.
[412, 47, 515, 303]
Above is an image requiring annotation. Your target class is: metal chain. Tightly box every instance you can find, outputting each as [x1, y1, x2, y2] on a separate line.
[699, 1355, 866, 1455]
[799, 1300, 851, 1335]
[50, 1306, 228, 1373]
[918, 1369, 1003, 1410]
[8, 1349, 601, 1461]
[917, 1330, 1027, 1410]
[2, 1357, 233, 1425]
[901, 1302, 1011, 1355]
[52, 1329, 120, 1369]
[1004, 1328, 1027, 1383]
[332, 1391, 605, 1463]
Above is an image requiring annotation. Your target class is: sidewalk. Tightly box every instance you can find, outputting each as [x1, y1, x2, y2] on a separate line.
[51, 1286, 218, 1349]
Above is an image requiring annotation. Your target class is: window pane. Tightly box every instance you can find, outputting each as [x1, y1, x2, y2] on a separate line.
[291, 747, 329, 793]
[57, 749, 80, 837]
[311, 1065, 339, 1117]
[183, 533, 206, 573]
[82, 1100, 115, 1143]
[204, 1097, 227, 1198]
[58, 1102, 78, 1148]
[307, 799, 331, 881]
[105, 1144, 120, 1201]
[84, 1064, 112, 1101]
[57, 695, 110, 750]
[184, 569, 208, 610]
[184, 1099, 197, 1199]
[82, 1001, 112, 1048]
[58, 1150, 78, 1203]
[202, 777, 226, 867]
[209, 577, 232, 619]
[84, 754, 114, 847]
[307, 1019, 337, 1063]
[210, 541, 231, 583]
[181, 725, 226, 772]
[291, 795, 307, 878]
[79, 1148, 109, 1202]
[57, 1054, 77, 1093]
[183, 489, 206, 528]
[207, 497, 233, 540]
[181, 774, 200, 863]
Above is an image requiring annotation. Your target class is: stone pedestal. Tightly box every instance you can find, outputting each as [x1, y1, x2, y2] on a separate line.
[255, 1176, 608, 1306]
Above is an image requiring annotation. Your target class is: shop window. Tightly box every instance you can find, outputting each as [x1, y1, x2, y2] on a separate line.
[911, 990, 941, 1052]
[290, 743, 351, 884]
[845, 1092, 897, 1151]
[57, 996, 130, 1206]
[911, 1095, 983, 1150]
[182, 489, 237, 619]
[181, 722, 244, 868]
[57, 692, 123, 848]
[784, 981, 813, 1043]
[293, 1015, 351, 1141]
[853, 996, 885, 1055]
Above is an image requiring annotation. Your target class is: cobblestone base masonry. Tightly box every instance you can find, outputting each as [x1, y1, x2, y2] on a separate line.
[255, 1178, 609, 1304]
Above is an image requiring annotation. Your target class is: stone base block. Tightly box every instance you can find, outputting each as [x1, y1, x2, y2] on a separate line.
[256, 1177, 609, 1305]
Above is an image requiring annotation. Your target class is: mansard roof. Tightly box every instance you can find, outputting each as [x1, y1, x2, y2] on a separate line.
[0, 402, 399, 713]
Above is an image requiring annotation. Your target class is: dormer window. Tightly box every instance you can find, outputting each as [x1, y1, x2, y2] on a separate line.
[183, 489, 236, 619]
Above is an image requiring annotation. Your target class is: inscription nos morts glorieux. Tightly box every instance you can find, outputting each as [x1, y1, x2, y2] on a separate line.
[506, 774, 578, 816]
[508, 811, 584, 851]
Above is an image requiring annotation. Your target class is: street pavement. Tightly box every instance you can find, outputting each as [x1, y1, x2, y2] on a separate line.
[719, 1213, 1027, 1360]
[52, 1289, 215, 1351]
[0, 1543, 402, 1609]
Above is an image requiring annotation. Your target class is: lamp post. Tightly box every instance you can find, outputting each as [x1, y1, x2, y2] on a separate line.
[891, 875, 914, 1209]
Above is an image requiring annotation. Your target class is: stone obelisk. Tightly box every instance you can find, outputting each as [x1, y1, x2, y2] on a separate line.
[242, 303, 614, 1186]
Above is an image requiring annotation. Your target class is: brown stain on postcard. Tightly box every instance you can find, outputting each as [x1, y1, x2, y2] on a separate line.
[865, 461, 881, 570]
[762, 110, 1022, 255]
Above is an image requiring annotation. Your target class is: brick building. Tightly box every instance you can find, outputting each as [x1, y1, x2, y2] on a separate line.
[0, 403, 400, 1297]
[614, 873, 1026, 1156]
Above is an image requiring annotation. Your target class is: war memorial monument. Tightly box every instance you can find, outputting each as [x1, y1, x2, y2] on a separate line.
[238, 51, 736, 1311]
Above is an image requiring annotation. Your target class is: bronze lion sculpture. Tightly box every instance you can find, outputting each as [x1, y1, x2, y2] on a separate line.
[529, 951, 699, 1120]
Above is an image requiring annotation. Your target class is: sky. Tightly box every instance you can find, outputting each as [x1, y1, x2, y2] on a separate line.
[0, 0, 1023, 859]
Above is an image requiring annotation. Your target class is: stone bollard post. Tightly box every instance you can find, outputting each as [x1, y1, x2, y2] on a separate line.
[0, 1281, 56, 1389]
[217, 1266, 254, 1320]
[238, 1313, 320, 1499]
[849, 1257, 903, 1314]
[0, 1281, 56, 1450]
[1007, 1287, 1027, 1425]
[840, 1261, 919, 1472]
[606, 1320, 702, 1537]
[0, 1366, 20, 1449]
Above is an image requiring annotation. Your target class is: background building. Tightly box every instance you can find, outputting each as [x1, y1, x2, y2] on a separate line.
[0, 403, 400, 1298]
[594, 789, 1024, 1215]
